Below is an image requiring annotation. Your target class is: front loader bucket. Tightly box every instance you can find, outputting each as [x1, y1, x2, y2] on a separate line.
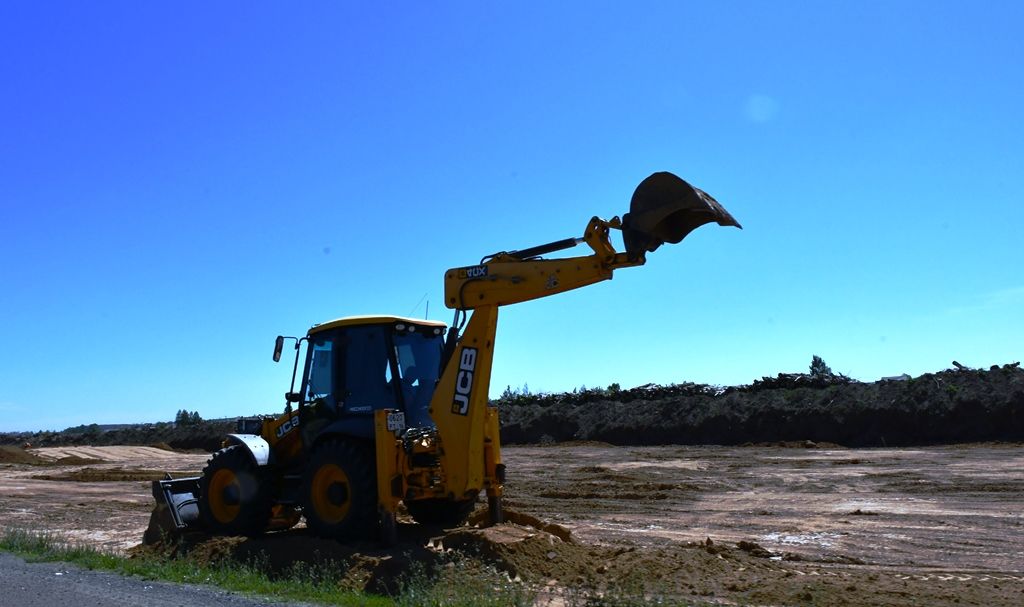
[151, 476, 201, 530]
[621, 171, 741, 259]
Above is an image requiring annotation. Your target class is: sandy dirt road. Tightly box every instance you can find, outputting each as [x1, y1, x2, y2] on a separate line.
[0, 446, 209, 552]
[1, 443, 1022, 605]
[504, 443, 1024, 571]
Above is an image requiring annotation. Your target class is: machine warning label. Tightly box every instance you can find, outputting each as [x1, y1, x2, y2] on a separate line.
[386, 411, 406, 432]
[451, 347, 478, 415]
[457, 265, 488, 279]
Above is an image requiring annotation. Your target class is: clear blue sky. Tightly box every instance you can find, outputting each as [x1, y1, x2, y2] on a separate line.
[1, 2, 1021, 431]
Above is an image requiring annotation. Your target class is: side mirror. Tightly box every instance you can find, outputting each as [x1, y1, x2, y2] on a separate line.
[273, 335, 285, 363]
[285, 392, 302, 403]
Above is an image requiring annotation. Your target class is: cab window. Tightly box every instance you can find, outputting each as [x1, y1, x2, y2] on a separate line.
[306, 337, 333, 401]
[340, 325, 398, 411]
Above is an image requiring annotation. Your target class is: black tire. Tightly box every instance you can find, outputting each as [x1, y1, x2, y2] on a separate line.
[406, 497, 476, 526]
[197, 445, 272, 536]
[301, 439, 378, 540]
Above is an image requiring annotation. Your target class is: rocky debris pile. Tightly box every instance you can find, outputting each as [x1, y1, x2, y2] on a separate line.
[734, 371, 856, 391]
[496, 381, 724, 409]
[4, 362, 1021, 451]
[1, 419, 235, 452]
[499, 362, 1024, 447]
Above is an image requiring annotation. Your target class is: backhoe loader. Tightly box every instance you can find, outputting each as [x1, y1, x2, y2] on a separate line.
[153, 171, 740, 542]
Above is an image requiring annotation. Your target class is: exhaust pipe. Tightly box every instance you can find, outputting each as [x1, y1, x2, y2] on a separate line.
[622, 172, 741, 259]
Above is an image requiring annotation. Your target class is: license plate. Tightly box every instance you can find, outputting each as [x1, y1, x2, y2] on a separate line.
[386, 411, 406, 432]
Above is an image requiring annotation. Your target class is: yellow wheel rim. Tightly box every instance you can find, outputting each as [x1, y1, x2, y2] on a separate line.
[311, 463, 351, 524]
[208, 468, 241, 524]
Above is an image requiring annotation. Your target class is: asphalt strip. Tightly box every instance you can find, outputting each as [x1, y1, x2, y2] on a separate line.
[0, 552, 311, 607]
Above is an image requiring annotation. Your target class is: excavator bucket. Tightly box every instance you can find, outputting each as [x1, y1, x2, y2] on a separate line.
[621, 171, 741, 259]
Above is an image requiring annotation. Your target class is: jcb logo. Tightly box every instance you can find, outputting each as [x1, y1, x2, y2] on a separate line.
[451, 347, 478, 415]
[276, 415, 300, 439]
[457, 265, 488, 279]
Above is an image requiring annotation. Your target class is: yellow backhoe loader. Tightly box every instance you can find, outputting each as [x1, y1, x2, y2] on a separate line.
[153, 171, 740, 542]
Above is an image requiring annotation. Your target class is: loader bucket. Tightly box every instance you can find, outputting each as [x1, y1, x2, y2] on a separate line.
[621, 171, 741, 259]
[151, 476, 201, 530]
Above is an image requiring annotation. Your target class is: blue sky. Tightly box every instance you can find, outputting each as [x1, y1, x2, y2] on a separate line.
[1, 2, 1021, 431]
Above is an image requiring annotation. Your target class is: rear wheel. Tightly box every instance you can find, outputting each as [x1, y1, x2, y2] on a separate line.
[301, 439, 377, 540]
[406, 497, 476, 526]
[198, 445, 272, 536]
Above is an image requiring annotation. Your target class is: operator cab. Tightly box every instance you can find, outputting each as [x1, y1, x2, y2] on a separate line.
[300, 316, 446, 437]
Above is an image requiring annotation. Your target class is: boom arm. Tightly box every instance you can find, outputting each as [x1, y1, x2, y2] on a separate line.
[443, 216, 642, 310]
[427, 216, 643, 505]
[422, 172, 739, 520]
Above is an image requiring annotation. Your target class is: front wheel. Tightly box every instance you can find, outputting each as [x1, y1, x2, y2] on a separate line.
[301, 439, 378, 540]
[197, 445, 272, 536]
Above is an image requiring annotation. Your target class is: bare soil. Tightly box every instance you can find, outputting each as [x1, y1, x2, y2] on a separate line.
[2, 444, 1022, 606]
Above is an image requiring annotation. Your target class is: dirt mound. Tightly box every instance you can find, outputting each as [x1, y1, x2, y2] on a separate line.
[32, 467, 186, 482]
[1, 419, 235, 452]
[0, 446, 48, 465]
[136, 527, 448, 594]
[466, 508, 573, 542]
[441, 524, 593, 581]
[136, 500, 789, 600]
[54, 456, 105, 465]
[130, 519, 1024, 605]
[499, 363, 1024, 446]
[139, 500, 596, 593]
[136, 521, 599, 593]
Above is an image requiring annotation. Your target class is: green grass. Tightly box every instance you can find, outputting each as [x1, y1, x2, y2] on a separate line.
[0, 528, 534, 606]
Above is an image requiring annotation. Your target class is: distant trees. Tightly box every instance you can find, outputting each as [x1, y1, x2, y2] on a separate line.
[64, 423, 101, 437]
[174, 410, 203, 426]
[809, 355, 834, 378]
[499, 383, 531, 400]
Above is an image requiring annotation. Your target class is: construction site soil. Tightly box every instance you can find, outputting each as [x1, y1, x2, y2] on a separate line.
[1, 444, 1021, 606]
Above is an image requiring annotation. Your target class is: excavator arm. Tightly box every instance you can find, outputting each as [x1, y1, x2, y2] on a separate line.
[443, 216, 639, 310]
[419, 171, 742, 523]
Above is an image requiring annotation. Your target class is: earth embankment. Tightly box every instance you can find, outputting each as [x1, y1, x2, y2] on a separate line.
[3, 364, 1021, 449]
[499, 364, 1024, 446]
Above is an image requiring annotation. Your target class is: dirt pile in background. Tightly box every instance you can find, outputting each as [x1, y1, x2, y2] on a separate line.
[499, 363, 1024, 446]
[1, 419, 235, 451]
[0, 446, 48, 465]
[0, 446, 102, 466]
[3, 363, 1021, 450]
[31, 467, 189, 482]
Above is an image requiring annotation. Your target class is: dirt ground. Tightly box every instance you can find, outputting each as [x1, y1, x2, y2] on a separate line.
[2, 444, 1022, 606]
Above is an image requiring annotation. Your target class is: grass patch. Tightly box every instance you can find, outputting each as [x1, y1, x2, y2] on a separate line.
[0, 528, 534, 606]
